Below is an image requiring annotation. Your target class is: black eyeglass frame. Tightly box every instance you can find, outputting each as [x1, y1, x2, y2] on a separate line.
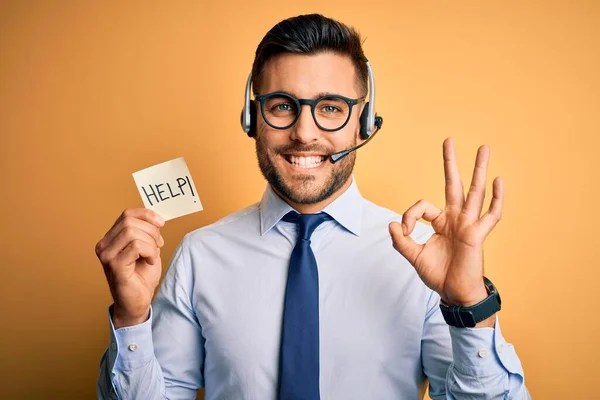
[254, 91, 365, 132]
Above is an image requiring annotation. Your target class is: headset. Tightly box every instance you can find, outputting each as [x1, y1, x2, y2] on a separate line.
[240, 61, 383, 145]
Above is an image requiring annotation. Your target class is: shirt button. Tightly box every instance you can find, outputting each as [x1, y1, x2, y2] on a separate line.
[478, 349, 489, 358]
[498, 343, 504, 353]
[128, 343, 138, 352]
[111, 342, 117, 351]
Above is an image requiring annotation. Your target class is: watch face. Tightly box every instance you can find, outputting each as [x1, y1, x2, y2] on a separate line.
[440, 306, 477, 328]
[457, 311, 477, 328]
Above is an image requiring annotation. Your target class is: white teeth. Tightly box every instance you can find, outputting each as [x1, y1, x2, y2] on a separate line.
[289, 155, 325, 168]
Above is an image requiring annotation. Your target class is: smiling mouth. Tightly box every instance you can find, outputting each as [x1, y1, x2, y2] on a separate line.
[283, 154, 327, 169]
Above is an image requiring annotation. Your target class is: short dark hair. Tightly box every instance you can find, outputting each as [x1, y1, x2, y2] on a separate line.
[251, 14, 368, 96]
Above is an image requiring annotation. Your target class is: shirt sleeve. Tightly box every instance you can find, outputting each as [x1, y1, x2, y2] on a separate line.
[97, 239, 205, 400]
[422, 290, 531, 399]
[446, 316, 530, 399]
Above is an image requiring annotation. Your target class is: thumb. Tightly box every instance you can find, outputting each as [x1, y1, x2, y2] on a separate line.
[389, 221, 423, 266]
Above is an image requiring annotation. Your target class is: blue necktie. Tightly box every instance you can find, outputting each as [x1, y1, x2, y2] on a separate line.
[279, 211, 331, 400]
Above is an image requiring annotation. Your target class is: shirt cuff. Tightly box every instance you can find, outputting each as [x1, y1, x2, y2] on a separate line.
[106, 305, 155, 372]
[449, 315, 524, 377]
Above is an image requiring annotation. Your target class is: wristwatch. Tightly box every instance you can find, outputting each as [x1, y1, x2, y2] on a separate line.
[439, 277, 501, 328]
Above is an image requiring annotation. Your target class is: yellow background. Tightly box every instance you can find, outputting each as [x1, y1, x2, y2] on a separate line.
[1, 1, 598, 399]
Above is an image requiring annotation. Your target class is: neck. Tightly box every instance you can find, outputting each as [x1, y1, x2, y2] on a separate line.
[273, 177, 353, 214]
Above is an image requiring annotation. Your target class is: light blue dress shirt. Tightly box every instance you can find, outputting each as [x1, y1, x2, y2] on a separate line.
[97, 178, 530, 399]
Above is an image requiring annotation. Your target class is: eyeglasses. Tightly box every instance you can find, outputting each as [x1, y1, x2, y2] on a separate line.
[255, 92, 365, 132]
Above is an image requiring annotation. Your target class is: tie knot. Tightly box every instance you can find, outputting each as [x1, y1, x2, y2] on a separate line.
[282, 211, 331, 241]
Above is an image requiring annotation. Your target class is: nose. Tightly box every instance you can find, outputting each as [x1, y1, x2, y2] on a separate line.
[290, 104, 320, 144]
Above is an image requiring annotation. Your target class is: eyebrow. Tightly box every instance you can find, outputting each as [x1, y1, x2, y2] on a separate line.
[276, 90, 347, 99]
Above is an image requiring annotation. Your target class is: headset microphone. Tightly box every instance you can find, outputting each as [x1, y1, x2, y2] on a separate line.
[329, 116, 383, 163]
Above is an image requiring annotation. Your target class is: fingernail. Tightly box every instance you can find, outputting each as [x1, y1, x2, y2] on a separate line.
[156, 215, 165, 226]
[159, 235, 165, 247]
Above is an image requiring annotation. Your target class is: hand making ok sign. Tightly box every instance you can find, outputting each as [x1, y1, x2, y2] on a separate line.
[389, 138, 503, 323]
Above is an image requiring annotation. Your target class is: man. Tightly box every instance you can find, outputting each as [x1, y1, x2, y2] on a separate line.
[96, 14, 529, 400]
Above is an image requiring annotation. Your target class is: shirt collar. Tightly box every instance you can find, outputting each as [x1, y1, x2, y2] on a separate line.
[259, 176, 363, 236]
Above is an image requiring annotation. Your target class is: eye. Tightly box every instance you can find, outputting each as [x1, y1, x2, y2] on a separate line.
[266, 100, 297, 114]
[322, 105, 341, 113]
[274, 103, 294, 112]
[317, 97, 348, 116]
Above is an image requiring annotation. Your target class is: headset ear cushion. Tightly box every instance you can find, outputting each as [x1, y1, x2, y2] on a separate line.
[359, 102, 371, 140]
[249, 101, 257, 137]
[241, 102, 258, 137]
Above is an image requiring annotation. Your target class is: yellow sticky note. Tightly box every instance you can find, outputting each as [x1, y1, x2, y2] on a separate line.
[132, 157, 203, 221]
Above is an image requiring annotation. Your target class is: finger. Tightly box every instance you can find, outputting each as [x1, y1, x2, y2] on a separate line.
[98, 216, 164, 253]
[112, 239, 160, 269]
[443, 138, 465, 209]
[464, 145, 490, 220]
[401, 200, 443, 236]
[389, 222, 424, 266]
[112, 208, 165, 231]
[98, 227, 159, 267]
[475, 177, 504, 237]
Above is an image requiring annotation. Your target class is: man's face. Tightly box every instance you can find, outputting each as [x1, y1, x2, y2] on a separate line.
[255, 52, 363, 205]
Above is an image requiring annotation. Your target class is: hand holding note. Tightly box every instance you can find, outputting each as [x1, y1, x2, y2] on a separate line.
[95, 157, 202, 328]
[95, 208, 165, 328]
